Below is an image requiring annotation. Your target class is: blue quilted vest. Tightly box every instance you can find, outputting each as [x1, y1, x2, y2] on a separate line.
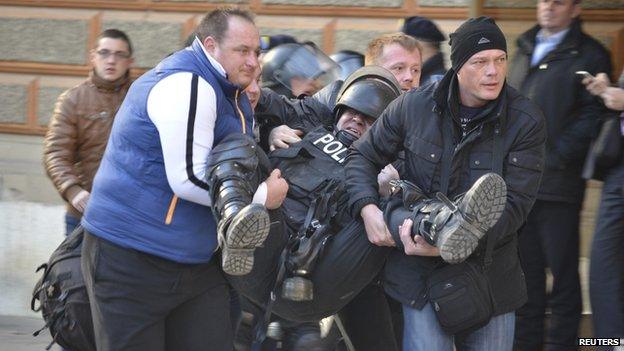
[82, 39, 254, 263]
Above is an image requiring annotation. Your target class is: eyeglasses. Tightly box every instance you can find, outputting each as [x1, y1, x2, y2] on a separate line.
[96, 49, 131, 60]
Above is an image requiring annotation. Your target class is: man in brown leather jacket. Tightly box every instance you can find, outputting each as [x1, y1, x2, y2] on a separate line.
[43, 29, 133, 234]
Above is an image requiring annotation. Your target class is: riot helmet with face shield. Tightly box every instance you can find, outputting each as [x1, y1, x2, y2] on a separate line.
[261, 43, 340, 98]
[330, 50, 365, 81]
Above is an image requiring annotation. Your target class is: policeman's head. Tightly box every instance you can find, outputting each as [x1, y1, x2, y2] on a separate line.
[245, 67, 262, 110]
[259, 34, 298, 54]
[261, 42, 340, 98]
[333, 66, 401, 145]
[330, 50, 365, 81]
[401, 16, 445, 52]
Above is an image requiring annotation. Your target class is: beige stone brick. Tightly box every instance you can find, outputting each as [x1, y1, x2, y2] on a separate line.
[335, 29, 389, 54]
[102, 20, 184, 68]
[0, 17, 88, 64]
[419, 0, 467, 7]
[259, 28, 324, 48]
[485, 0, 624, 8]
[154, 0, 247, 2]
[256, 16, 332, 50]
[261, 0, 403, 6]
[0, 84, 28, 124]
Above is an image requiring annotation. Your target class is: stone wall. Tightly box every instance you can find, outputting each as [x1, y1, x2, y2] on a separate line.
[0, 2, 621, 135]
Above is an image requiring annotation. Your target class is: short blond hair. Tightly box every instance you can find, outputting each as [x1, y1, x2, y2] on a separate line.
[365, 32, 422, 65]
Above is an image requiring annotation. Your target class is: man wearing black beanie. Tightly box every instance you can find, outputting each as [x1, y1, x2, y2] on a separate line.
[507, 0, 612, 350]
[346, 16, 546, 351]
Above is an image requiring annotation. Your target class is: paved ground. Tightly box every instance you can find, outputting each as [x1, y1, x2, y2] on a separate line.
[0, 313, 610, 351]
[0, 315, 60, 351]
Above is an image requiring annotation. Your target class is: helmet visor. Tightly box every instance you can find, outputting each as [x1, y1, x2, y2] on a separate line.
[274, 44, 340, 96]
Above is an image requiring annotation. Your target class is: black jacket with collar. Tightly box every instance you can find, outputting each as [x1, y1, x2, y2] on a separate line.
[508, 18, 611, 203]
[345, 72, 546, 315]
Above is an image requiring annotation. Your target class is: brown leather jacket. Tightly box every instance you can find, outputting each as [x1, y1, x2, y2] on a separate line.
[43, 71, 131, 218]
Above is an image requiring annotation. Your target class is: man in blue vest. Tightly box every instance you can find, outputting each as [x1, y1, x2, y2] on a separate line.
[80, 8, 287, 350]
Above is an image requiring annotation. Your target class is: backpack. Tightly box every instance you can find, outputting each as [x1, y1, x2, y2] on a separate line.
[31, 226, 96, 351]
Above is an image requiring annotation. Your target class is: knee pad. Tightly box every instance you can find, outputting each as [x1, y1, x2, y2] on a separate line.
[208, 133, 270, 185]
[207, 134, 271, 219]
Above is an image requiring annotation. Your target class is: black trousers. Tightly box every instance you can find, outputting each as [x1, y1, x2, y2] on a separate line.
[229, 209, 397, 350]
[81, 231, 232, 351]
[589, 159, 624, 349]
[515, 200, 583, 351]
[228, 209, 390, 313]
[339, 281, 399, 351]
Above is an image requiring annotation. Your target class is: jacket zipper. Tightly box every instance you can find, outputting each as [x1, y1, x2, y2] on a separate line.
[165, 195, 178, 225]
[234, 90, 247, 134]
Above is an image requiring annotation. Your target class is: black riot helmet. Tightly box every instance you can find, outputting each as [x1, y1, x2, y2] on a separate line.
[261, 42, 340, 98]
[330, 50, 365, 80]
[334, 65, 401, 122]
[333, 66, 401, 146]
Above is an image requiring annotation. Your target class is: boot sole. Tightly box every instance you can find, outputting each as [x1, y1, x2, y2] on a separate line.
[222, 203, 271, 275]
[438, 173, 507, 263]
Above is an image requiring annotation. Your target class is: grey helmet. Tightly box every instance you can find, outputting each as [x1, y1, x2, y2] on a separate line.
[261, 43, 340, 98]
[330, 50, 365, 81]
[334, 65, 401, 121]
[333, 66, 401, 145]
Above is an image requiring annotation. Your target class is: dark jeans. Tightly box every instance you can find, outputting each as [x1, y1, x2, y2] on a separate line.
[590, 159, 624, 350]
[81, 231, 232, 351]
[515, 200, 583, 351]
[228, 210, 391, 322]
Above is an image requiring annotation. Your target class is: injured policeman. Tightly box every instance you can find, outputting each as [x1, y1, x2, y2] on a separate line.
[207, 65, 508, 330]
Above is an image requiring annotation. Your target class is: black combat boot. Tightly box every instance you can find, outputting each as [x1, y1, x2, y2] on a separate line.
[207, 134, 272, 275]
[386, 173, 507, 263]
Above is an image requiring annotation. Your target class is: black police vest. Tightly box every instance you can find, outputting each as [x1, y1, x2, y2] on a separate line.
[270, 126, 350, 233]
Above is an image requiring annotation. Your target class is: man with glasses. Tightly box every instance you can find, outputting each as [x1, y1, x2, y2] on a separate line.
[44, 28, 133, 236]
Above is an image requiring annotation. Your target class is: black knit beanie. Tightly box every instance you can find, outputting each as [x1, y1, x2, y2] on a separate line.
[449, 16, 507, 71]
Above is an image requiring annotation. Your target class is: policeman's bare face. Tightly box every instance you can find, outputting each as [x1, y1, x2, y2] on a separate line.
[205, 16, 260, 89]
[336, 108, 375, 139]
[537, 0, 580, 35]
[245, 68, 261, 109]
[90, 38, 133, 82]
[378, 43, 422, 92]
[456, 49, 507, 108]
